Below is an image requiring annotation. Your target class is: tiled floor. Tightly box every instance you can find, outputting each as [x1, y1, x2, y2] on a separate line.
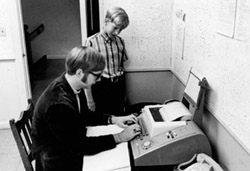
[0, 59, 65, 171]
[0, 128, 25, 171]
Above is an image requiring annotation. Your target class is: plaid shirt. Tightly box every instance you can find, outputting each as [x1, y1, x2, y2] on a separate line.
[84, 30, 128, 78]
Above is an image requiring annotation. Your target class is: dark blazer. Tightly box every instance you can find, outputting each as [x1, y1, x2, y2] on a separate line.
[31, 73, 116, 171]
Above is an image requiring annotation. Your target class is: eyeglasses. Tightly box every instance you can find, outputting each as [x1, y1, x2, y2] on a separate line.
[89, 72, 102, 80]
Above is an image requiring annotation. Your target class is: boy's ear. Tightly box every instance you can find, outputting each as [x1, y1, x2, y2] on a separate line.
[76, 68, 83, 77]
[105, 18, 111, 23]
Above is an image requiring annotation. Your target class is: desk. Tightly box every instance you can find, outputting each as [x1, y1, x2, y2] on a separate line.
[83, 125, 131, 171]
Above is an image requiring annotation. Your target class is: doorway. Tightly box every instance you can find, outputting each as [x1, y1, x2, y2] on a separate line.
[20, 0, 100, 103]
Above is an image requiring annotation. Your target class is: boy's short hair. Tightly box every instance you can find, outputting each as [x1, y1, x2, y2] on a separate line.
[65, 46, 105, 75]
[105, 7, 129, 30]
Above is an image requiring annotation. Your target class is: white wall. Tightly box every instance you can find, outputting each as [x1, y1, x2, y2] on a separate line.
[0, 0, 29, 128]
[172, 0, 250, 156]
[99, 0, 173, 71]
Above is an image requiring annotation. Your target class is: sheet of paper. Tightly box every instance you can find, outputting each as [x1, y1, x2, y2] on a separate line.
[83, 125, 130, 171]
[215, 0, 236, 37]
[160, 102, 192, 122]
[173, 9, 186, 60]
[234, 0, 250, 41]
[184, 72, 200, 103]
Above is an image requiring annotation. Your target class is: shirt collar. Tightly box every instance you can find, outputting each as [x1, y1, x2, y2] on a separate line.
[101, 30, 115, 43]
[65, 73, 81, 95]
[72, 88, 81, 95]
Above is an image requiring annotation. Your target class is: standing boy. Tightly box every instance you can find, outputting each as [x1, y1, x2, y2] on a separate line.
[85, 7, 129, 116]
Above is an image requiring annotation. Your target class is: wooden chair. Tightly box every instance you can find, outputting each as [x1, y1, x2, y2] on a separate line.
[9, 100, 35, 171]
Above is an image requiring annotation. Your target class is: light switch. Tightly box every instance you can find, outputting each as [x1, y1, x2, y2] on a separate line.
[0, 27, 7, 37]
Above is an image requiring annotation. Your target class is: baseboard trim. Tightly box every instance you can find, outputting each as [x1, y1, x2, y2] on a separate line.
[171, 69, 186, 85]
[125, 68, 171, 72]
[33, 55, 47, 69]
[0, 122, 10, 129]
[47, 55, 67, 59]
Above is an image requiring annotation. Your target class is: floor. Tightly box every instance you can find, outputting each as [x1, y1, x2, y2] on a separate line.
[0, 128, 25, 171]
[0, 59, 65, 171]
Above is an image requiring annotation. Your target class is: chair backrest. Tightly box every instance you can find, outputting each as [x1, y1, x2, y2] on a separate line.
[9, 100, 35, 171]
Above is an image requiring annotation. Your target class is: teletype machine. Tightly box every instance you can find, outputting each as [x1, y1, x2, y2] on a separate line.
[129, 68, 212, 167]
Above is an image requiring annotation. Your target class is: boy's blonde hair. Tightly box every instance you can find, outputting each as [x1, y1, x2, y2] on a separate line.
[105, 7, 129, 29]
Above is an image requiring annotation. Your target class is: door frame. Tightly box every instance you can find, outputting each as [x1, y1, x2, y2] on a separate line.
[79, 0, 103, 44]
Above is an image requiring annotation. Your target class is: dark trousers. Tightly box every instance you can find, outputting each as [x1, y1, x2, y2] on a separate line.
[92, 74, 126, 116]
[35, 150, 83, 171]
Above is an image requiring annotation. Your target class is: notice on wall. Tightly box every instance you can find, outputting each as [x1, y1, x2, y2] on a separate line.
[215, 0, 236, 38]
[234, 0, 250, 41]
[173, 9, 186, 60]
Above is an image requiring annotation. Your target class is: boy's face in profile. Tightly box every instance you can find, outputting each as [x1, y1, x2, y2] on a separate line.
[105, 19, 123, 37]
